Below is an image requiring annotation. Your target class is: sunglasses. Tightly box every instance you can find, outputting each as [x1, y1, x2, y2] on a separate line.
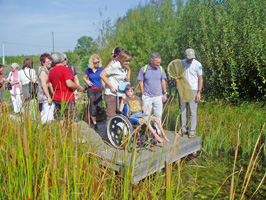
[93, 61, 100, 64]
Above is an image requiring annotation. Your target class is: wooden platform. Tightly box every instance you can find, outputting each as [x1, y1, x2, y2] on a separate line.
[78, 121, 201, 184]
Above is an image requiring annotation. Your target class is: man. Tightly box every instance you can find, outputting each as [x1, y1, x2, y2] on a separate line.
[48, 52, 84, 126]
[178, 48, 203, 138]
[138, 52, 168, 133]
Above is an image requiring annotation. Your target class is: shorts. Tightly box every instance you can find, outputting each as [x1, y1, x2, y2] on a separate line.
[54, 100, 79, 124]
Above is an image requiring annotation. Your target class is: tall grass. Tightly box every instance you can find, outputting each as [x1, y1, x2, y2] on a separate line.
[1, 100, 265, 199]
[163, 100, 266, 158]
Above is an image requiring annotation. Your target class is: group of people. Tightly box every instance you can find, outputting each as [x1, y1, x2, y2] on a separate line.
[0, 47, 203, 143]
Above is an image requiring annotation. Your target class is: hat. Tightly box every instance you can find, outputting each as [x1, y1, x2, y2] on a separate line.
[63, 54, 67, 59]
[11, 63, 19, 69]
[185, 48, 196, 59]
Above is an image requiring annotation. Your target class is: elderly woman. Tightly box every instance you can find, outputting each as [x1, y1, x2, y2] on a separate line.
[7, 63, 23, 114]
[37, 53, 54, 124]
[19, 58, 37, 101]
[100, 50, 132, 127]
[83, 54, 103, 131]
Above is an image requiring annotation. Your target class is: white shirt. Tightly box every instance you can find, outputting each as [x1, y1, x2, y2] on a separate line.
[104, 61, 127, 96]
[18, 68, 36, 85]
[182, 59, 203, 90]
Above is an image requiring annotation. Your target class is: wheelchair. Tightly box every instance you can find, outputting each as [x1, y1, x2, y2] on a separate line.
[106, 82, 158, 150]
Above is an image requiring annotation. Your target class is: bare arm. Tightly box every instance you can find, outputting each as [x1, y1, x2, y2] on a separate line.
[74, 75, 80, 86]
[83, 74, 93, 86]
[119, 99, 125, 112]
[196, 76, 203, 102]
[65, 79, 84, 91]
[40, 71, 52, 104]
[126, 65, 131, 82]
[162, 79, 167, 102]
[100, 69, 116, 93]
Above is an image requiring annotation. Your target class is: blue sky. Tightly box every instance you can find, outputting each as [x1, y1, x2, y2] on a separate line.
[0, 0, 145, 56]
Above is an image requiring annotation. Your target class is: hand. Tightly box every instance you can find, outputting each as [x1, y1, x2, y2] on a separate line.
[78, 86, 84, 92]
[162, 94, 167, 103]
[110, 86, 117, 93]
[48, 97, 52, 105]
[196, 92, 201, 102]
[87, 81, 93, 87]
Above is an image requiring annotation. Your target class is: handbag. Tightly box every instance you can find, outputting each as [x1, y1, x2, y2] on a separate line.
[23, 69, 38, 99]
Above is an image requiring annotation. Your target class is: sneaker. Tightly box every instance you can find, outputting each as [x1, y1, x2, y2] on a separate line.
[93, 124, 98, 131]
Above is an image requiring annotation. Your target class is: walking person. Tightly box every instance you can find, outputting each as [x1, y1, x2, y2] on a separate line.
[100, 50, 132, 127]
[7, 63, 23, 114]
[137, 52, 168, 133]
[37, 53, 54, 124]
[83, 54, 104, 131]
[177, 48, 203, 138]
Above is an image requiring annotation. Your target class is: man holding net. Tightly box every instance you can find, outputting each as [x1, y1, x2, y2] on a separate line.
[176, 48, 203, 138]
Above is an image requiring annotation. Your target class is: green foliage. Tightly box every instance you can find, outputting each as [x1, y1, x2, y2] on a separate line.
[80, 55, 90, 72]
[74, 36, 96, 58]
[63, 51, 80, 66]
[96, 0, 266, 102]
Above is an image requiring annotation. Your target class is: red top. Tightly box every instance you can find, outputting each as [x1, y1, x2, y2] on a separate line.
[48, 65, 75, 101]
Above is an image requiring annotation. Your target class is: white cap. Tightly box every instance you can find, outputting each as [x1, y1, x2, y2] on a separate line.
[185, 48, 196, 59]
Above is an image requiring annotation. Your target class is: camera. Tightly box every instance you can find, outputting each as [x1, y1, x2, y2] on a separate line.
[6, 82, 12, 90]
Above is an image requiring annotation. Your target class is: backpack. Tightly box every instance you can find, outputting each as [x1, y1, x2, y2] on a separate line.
[143, 64, 163, 77]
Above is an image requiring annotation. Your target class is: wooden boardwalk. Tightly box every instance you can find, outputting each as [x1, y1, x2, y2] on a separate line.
[78, 121, 201, 184]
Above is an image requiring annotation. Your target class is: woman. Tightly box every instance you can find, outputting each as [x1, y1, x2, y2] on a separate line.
[106, 47, 131, 82]
[83, 54, 104, 131]
[7, 63, 23, 114]
[19, 58, 37, 101]
[100, 50, 132, 127]
[37, 53, 54, 124]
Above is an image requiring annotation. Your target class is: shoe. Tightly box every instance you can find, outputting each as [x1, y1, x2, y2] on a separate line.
[177, 127, 188, 136]
[93, 124, 98, 131]
[188, 132, 196, 138]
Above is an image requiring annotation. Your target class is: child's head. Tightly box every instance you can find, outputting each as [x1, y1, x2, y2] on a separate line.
[0, 64, 3, 72]
[125, 84, 135, 98]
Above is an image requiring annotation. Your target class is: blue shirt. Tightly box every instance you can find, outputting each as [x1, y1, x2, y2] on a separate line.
[137, 63, 167, 96]
[85, 67, 103, 88]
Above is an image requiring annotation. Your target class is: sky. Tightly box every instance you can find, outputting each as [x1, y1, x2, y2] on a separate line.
[0, 0, 145, 57]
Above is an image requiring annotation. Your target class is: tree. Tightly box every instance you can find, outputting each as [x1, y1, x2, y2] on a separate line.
[74, 36, 96, 58]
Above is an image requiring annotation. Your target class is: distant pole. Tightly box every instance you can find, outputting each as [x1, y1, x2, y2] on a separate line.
[52, 31, 55, 53]
[2, 42, 5, 65]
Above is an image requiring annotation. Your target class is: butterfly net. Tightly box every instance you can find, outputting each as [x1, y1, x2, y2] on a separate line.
[167, 59, 194, 102]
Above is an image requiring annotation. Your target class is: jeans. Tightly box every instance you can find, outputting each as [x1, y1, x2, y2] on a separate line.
[179, 90, 198, 134]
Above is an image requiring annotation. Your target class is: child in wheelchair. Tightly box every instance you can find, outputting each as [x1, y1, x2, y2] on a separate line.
[119, 83, 169, 143]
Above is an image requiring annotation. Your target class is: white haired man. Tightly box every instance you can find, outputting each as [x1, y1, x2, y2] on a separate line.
[48, 52, 84, 126]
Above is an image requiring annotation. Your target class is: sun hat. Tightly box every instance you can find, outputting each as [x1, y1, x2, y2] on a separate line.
[11, 63, 19, 69]
[185, 48, 196, 59]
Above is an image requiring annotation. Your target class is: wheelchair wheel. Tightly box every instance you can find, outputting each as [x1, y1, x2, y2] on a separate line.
[106, 114, 133, 148]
